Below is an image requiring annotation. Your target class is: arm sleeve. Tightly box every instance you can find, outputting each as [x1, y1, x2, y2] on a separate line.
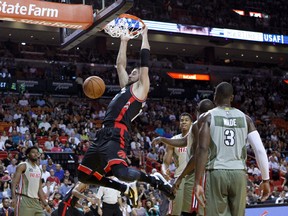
[247, 130, 269, 180]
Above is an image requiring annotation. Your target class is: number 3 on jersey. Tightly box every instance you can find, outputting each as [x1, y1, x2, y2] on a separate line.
[224, 129, 235, 146]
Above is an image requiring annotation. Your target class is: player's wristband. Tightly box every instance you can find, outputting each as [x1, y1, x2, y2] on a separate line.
[140, 49, 150, 67]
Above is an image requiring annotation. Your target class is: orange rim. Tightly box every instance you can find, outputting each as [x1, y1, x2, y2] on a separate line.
[118, 13, 146, 28]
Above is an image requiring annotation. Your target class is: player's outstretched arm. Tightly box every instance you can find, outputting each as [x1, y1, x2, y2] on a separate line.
[137, 27, 150, 97]
[151, 136, 187, 148]
[246, 115, 270, 201]
[116, 35, 130, 88]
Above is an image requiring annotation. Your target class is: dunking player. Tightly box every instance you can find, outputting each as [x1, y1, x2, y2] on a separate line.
[12, 146, 51, 216]
[195, 82, 270, 216]
[152, 99, 214, 216]
[77, 27, 174, 206]
[53, 181, 91, 216]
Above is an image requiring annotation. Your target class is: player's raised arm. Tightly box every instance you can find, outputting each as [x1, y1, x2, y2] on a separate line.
[116, 35, 130, 88]
[137, 27, 150, 97]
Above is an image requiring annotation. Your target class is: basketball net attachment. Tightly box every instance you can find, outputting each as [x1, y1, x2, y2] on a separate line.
[104, 14, 145, 39]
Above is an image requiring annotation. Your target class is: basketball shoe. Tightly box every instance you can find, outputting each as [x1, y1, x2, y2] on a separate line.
[125, 181, 138, 207]
[151, 172, 175, 200]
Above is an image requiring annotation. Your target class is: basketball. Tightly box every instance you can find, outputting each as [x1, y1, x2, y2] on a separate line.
[83, 76, 106, 99]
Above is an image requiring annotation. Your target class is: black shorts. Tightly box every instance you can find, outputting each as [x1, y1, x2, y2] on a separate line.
[78, 127, 130, 178]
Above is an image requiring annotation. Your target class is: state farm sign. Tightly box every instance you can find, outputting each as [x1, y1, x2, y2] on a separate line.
[0, 0, 93, 29]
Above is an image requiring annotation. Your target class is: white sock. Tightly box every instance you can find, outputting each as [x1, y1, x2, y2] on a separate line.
[124, 185, 129, 195]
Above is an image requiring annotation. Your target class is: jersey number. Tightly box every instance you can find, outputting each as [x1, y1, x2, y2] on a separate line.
[224, 129, 235, 146]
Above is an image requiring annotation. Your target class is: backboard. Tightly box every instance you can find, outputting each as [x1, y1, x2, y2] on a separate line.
[60, 0, 134, 50]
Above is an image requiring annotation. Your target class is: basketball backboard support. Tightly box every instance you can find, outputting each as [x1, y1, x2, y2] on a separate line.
[61, 0, 134, 50]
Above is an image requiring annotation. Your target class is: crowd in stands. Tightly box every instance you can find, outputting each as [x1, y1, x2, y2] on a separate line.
[128, 0, 288, 35]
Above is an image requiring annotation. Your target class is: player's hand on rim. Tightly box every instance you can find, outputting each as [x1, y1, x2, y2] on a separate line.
[194, 184, 206, 207]
[120, 34, 130, 42]
[142, 25, 148, 35]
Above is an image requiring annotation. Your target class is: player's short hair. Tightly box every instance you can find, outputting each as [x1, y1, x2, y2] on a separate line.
[25, 146, 39, 155]
[180, 112, 192, 121]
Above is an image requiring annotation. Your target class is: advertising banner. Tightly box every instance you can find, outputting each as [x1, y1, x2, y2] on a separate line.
[47, 81, 77, 94]
[0, 0, 93, 29]
[104, 85, 121, 96]
[15, 79, 45, 93]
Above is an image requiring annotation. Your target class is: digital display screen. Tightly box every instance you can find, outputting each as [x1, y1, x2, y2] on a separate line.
[144, 20, 288, 45]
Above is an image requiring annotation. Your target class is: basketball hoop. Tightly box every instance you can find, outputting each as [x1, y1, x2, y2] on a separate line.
[104, 14, 146, 39]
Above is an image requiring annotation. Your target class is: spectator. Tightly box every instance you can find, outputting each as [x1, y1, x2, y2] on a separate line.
[4, 136, 15, 151]
[131, 200, 146, 216]
[54, 164, 64, 181]
[96, 177, 122, 216]
[47, 169, 61, 186]
[2, 153, 13, 167]
[1, 171, 11, 183]
[147, 148, 158, 161]
[0, 131, 8, 144]
[120, 196, 132, 216]
[154, 123, 164, 136]
[8, 122, 19, 134]
[145, 199, 159, 216]
[46, 158, 56, 172]
[18, 96, 29, 107]
[0, 197, 14, 215]
[6, 159, 17, 175]
[41, 164, 51, 182]
[62, 142, 73, 153]
[98, 107, 106, 120]
[59, 178, 73, 197]
[38, 118, 51, 131]
[19, 122, 29, 135]
[68, 132, 80, 146]
[36, 97, 46, 107]
[44, 136, 54, 151]
[88, 197, 100, 216]
[39, 153, 48, 166]
[51, 142, 62, 153]
[64, 124, 75, 137]
[247, 163, 262, 177]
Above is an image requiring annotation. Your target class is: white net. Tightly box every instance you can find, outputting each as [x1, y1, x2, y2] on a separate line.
[104, 14, 145, 39]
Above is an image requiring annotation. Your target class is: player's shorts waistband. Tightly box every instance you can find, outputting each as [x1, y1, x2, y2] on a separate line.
[16, 193, 39, 200]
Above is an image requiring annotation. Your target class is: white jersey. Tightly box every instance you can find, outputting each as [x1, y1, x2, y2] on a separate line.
[172, 130, 192, 177]
[17, 161, 41, 198]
